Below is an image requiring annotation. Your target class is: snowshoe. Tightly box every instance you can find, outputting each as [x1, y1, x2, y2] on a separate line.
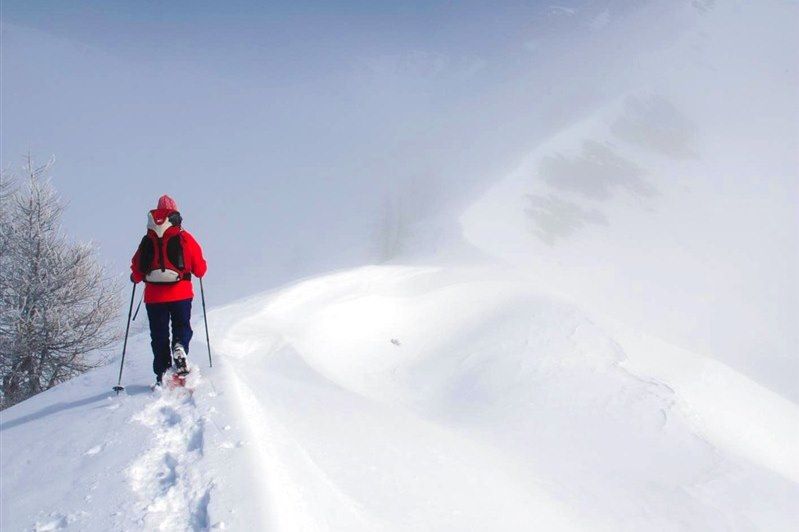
[168, 372, 187, 388]
[173, 343, 189, 376]
[148, 373, 164, 391]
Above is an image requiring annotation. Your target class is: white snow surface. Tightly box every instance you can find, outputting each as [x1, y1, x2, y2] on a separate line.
[2, 265, 798, 530]
[3, 2, 798, 530]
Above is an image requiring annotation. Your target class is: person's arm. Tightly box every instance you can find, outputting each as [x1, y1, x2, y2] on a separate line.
[184, 231, 207, 278]
[130, 244, 144, 283]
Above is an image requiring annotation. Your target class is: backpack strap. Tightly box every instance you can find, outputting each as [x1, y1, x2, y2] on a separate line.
[138, 235, 155, 275]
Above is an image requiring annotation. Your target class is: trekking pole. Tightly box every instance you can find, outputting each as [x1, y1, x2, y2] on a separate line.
[200, 277, 212, 368]
[131, 292, 144, 321]
[113, 283, 137, 394]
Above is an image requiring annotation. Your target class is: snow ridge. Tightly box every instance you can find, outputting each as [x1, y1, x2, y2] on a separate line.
[126, 372, 212, 531]
[3, 264, 799, 530]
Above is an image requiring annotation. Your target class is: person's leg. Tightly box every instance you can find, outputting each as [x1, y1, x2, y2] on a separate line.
[146, 302, 172, 378]
[169, 298, 193, 353]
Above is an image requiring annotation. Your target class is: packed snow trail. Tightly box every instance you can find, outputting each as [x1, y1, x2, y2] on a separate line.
[126, 372, 211, 530]
[0, 331, 250, 531]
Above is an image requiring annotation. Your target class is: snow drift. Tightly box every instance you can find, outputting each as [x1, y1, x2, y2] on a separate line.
[3, 265, 798, 530]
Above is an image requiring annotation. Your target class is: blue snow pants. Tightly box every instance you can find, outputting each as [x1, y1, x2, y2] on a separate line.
[146, 298, 193, 377]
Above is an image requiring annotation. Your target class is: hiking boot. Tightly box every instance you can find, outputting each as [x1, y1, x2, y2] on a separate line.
[173, 343, 189, 375]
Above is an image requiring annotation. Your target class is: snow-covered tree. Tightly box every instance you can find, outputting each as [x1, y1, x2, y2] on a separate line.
[0, 157, 120, 409]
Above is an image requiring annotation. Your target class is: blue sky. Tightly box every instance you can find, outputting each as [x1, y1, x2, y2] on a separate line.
[2, 1, 553, 63]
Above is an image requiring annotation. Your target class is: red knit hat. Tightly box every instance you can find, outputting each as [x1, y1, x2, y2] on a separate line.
[157, 194, 178, 211]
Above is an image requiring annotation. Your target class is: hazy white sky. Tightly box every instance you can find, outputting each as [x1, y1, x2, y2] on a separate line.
[2, 0, 671, 303]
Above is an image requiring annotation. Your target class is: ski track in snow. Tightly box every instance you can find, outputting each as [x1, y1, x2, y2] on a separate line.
[126, 372, 212, 531]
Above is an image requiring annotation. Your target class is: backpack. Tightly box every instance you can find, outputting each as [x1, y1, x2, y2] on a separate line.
[137, 209, 191, 284]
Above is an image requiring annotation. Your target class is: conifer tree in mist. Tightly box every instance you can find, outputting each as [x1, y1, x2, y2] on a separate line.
[0, 157, 120, 409]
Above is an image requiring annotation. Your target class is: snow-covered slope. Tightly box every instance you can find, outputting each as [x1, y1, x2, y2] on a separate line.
[3, 265, 798, 530]
[461, 0, 799, 398]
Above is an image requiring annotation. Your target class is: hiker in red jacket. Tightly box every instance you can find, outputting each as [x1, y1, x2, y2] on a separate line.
[130, 195, 207, 385]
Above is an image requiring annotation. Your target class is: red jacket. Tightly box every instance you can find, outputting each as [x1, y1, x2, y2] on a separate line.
[131, 229, 207, 304]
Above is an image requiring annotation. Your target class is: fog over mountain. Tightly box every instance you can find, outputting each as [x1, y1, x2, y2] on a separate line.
[460, 1, 799, 400]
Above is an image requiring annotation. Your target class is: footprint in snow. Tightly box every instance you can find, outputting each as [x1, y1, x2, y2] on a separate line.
[159, 406, 182, 426]
[126, 381, 211, 530]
